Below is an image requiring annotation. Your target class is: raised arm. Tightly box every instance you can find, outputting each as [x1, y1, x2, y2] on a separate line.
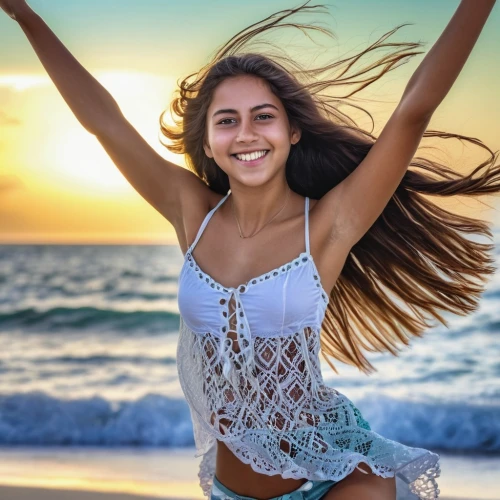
[0, 0, 214, 234]
[315, 0, 496, 251]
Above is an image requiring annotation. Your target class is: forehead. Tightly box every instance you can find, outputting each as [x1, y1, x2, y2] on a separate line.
[208, 75, 282, 111]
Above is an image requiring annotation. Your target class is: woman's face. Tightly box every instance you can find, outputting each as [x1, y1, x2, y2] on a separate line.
[204, 75, 301, 189]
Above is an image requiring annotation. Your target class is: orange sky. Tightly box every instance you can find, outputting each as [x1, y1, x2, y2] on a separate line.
[1, 1, 499, 244]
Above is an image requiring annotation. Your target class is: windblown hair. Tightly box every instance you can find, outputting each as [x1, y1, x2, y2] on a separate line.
[161, 2, 500, 374]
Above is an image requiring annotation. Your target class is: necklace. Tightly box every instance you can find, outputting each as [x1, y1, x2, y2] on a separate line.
[231, 186, 291, 239]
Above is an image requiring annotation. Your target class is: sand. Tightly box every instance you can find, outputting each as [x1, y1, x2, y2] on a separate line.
[0, 447, 497, 500]
[0, 484, 486, 500]
[0, 485, 172, 500]
[0, 485, 485, 500]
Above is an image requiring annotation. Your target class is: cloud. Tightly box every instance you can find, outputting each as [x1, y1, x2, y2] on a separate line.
[0, 111, 21, 126]
[0, 75, 50, 91]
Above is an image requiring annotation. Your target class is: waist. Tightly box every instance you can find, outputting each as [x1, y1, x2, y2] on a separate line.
[215, 440, 308, 497]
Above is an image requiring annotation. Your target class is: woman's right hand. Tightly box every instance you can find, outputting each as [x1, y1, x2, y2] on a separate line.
[0, 0, 28, 20]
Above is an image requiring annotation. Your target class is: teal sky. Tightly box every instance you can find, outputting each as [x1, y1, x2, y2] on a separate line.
[2, 1, 498, 75]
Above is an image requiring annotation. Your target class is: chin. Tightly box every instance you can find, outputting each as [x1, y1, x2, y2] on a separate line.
[233, 174, 277, 189]
[231, 167, 284, 187]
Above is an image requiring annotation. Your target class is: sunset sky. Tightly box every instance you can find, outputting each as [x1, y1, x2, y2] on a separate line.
[1, 0, 499, 244]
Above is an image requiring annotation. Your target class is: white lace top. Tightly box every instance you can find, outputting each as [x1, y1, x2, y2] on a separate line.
[176, 191, 441, 499]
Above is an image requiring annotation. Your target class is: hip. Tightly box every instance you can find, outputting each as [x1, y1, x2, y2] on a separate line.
[215, 441, 337, 499]
[211, 472, 338, 500]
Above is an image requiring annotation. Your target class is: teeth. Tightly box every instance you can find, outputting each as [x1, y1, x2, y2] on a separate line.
[235, 150, 267, 161]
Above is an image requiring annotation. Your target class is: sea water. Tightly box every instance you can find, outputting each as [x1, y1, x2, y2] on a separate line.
[0, 232, 499, 454]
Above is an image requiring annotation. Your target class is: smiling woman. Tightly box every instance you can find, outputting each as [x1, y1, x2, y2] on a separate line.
[159, 2, 499, 499]
[1, 0, 499, 499]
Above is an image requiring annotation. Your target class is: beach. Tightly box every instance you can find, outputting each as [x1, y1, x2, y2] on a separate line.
[0, 242, 499, 500]
[1, 0, 500, 494]
[0, 447, 498, 500]
[0, 487, 171, 500]
[0, 485, 488, 500]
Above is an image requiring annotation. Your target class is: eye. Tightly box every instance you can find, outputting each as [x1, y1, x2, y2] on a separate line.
[216, 114, 273, 125]
[217, 118, 236, 125]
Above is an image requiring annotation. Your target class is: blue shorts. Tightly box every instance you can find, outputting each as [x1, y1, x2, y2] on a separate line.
[210, 475, 338, 500]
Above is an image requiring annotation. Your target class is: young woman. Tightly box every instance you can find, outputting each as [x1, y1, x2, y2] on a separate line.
[2, 1, 498, 499]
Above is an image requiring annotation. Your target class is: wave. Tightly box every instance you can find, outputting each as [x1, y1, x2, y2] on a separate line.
[40, 286, 178, 301]
[34, 354, 177, 366]
[0, 307, 180, 334]
[0, 391, 498, 452]
[0, 391, 194, 447]
[357, 394, 500, 453]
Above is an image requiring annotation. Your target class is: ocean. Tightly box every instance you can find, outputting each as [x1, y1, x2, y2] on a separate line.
[0, 234, 499, 457]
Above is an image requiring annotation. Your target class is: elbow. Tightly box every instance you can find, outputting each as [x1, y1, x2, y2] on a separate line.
[83, 103, 125, 137]
[396, 101, 434, 127]
[398, 87, 436, 125]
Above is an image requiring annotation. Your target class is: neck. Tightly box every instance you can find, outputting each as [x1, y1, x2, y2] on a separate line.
[229, 183, 291, 234]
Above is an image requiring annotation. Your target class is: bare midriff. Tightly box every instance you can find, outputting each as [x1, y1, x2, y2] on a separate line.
[215, 441, 308, 498]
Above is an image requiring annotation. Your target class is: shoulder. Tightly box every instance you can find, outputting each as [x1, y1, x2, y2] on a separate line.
[173, 172, 225, 255]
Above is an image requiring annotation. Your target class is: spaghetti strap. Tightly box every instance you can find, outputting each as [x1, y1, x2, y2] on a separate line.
[305, 197, 310, 255]
[187, 191, 231, 254]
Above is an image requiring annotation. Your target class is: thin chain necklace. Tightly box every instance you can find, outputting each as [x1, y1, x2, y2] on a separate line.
[231, 186, 291, 239]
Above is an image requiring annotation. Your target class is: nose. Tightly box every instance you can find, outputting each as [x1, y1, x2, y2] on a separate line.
[236, 119, 258, 143]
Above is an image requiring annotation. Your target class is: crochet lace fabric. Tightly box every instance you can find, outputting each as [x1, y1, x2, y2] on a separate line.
[177, 317, 441, 499]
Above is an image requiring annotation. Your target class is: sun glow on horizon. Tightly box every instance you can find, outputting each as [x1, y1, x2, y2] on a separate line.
[52, 128, 132, 193]
[0, 70, 186, 243]
[1, 70, 181, 195]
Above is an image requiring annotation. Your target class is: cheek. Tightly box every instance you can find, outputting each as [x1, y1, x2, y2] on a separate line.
[210, 129, 234, 153]
[266, 124, 292, 145]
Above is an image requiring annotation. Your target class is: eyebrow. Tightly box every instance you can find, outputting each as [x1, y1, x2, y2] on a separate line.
[212, 103, 279, 119]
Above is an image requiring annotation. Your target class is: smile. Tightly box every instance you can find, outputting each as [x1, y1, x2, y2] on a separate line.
[232, 150, 269, 162]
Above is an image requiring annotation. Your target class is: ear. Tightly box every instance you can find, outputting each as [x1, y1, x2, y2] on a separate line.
[290, 125, 301, 145]
[203, 139, 214, 158]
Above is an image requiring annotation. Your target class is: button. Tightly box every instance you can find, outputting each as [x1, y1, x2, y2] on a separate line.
[298, 481, 313, 491]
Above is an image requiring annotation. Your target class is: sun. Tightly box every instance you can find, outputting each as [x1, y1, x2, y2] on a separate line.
[53, 127, 131, 194]
[41, 71, 179, 195]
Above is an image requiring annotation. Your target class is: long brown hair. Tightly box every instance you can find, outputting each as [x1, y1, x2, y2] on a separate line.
[160, 2, 500, 374]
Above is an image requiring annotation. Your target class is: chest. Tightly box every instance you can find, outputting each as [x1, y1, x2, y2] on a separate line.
[178, 251, 329, 337]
